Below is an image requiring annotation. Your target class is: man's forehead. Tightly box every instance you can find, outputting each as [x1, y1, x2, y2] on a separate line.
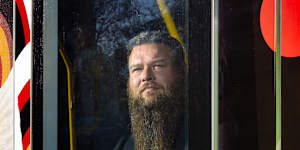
[130, 43, 172, 57]
[129, 53, 171, 66]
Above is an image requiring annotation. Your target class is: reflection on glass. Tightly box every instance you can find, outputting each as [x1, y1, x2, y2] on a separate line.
[282, 57, 300, 150]
[58, 0, 188, 149]
[218, 0, 275, 149]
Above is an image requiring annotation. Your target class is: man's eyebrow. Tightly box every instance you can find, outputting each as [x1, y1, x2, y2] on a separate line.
[152, 58, 170, 64]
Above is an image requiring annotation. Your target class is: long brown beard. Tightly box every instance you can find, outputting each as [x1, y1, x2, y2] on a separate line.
[128, 81, 184, 150]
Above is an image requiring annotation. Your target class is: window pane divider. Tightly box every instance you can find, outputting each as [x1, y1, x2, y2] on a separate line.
[212, 0, 219, 149]
[275, 0, 282, 149]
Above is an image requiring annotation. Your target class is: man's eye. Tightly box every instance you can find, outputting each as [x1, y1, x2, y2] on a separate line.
[153, 64, 164, 68]
[132, 68, 142, 73]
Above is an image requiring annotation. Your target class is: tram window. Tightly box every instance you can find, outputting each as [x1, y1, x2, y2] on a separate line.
[32, 0, 300, 149]
[218, 1, 276, 149]
[218, 0, 299, 149]
[58, 0, 211, 150]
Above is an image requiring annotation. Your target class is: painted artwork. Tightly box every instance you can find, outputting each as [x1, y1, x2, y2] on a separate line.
[15, 0, 32, 149]
[0, 0, 14, 149]
[0, 9, 13, 86]
[0, 0, 31, 149]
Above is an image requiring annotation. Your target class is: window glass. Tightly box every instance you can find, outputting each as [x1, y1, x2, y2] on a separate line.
[282, 57, 300, 149]
[188, 0, 211, 149]
[280, 0, 300, 147]
[33, 0, 300, 149]
[219, 0, 275, 149]
[57, 0, 213, 149]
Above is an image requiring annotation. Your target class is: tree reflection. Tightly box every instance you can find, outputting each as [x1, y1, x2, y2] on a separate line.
[59, 0, 185, 149]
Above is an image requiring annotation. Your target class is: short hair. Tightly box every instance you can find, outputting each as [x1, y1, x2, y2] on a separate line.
[127, 31, 185, 74]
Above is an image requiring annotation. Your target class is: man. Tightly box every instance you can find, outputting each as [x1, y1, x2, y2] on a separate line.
[115, 31, 187, 150]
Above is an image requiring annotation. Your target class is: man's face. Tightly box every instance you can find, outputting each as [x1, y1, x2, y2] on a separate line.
[128, 43, 177, 106]
[128, 43, 184, 150]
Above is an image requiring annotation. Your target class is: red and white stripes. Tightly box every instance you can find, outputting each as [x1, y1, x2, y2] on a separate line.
[15, 0, 31, 149]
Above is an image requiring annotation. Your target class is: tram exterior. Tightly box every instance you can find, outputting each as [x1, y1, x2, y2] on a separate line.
[1, 0, 300, 150]
[0, 0, 31, 150]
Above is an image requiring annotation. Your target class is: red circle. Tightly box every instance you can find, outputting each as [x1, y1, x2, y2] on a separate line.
[260, 0, 300, 57]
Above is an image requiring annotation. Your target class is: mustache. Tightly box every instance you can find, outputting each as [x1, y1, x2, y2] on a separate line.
[138, 81, 164, 93]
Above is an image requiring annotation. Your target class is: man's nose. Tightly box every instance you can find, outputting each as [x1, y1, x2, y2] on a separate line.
[141, 66, 154, 82]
